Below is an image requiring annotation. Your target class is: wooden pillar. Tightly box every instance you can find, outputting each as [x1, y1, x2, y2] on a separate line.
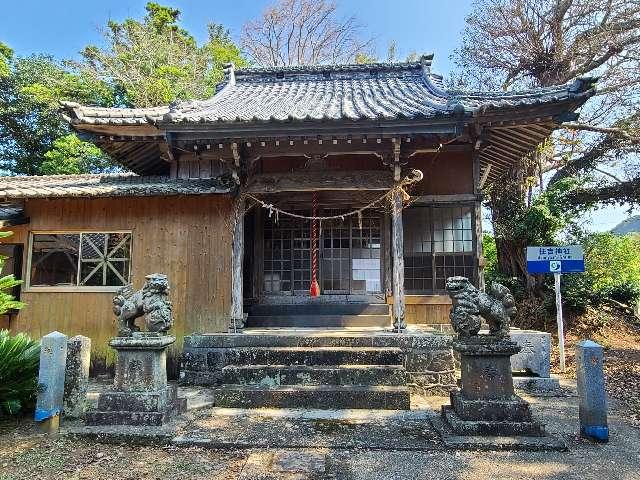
[391, 189, 406, 331]
[230, 195, 245, 331]
[382, 214, 392, 298]
[472, 148, 485, 291]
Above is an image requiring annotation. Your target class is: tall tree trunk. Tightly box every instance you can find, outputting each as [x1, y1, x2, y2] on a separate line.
[488, 166, 542, 295]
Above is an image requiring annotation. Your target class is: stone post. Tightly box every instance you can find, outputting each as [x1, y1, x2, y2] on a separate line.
[576, 340, 609, 442]
[35, 331, 68, 432]
[64, 335, 91, 418]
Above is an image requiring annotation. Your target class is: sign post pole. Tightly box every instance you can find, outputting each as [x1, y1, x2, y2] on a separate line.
[554, 272, 566, 373]
[527, 245, 583, 375]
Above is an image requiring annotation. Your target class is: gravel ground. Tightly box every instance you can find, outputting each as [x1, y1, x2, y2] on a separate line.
[1, 377, 639, 480]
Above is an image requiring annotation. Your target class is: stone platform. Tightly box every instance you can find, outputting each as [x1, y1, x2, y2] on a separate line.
[181, 327, 456, 409]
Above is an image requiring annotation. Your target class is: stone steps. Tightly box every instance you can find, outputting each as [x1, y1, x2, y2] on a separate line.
[181, 331, 456, 409]
[222, 346, 403, 366]
[221, 364, 407, 387]
[213, 385, 411, 410]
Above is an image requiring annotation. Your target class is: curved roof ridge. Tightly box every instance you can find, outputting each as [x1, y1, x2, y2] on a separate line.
[235, 56, 433, 77]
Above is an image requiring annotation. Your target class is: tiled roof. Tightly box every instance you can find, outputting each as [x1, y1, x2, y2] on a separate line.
[60, 57, 596, 128]
[0, 174, 232, 200]
[61, 102, 169, 126]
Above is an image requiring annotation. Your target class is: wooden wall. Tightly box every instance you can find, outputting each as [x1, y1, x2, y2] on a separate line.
[388, 295, 452, 330]
[409, 151, 474, 195]
[1, 195, 233, 367]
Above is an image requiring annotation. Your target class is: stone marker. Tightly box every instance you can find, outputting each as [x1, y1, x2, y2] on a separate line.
[576, 340, 608, 442]
[510, 330, 560, 392]
[510, 330, 551, 377]
[64, 335, 91, 418]
[35, 331, 68, 432]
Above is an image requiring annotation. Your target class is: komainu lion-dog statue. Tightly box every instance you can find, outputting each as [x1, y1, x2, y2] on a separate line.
[112, 273, 173, 336]
[445, 276, 517, 338]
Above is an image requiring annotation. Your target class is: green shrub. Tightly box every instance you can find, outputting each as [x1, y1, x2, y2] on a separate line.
[0, 231, 25, 314]
[0, 330, 40, 416]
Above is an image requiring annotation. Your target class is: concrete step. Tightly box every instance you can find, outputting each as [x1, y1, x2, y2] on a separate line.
[245, 314, 391, 328]
[221, 364, 407, 387]
[184, 332, 452, 350]
[248, 303, 390, 316]
[213, 385, 411, 410]
[224, 346, 404, 366]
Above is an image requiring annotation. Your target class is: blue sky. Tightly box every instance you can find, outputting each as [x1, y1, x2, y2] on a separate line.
[0, 0, 629, 231]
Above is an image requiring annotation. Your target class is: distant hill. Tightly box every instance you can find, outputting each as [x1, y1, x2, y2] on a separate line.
[612, 216, 640, 235]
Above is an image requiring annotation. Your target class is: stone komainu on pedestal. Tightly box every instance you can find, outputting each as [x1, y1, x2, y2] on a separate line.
[441, 276, 544, 437]
[85, 273, 186, 427]
[112, 273, 173, 337]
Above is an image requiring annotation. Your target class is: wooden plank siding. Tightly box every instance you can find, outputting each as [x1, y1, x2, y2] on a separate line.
[387, 295, 452, 327]
[1, 195, 233, 367]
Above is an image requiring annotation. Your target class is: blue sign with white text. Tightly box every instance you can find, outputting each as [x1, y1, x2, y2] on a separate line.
[526, 246, 585, 274]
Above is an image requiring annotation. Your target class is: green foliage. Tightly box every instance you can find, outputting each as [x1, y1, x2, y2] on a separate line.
[41, 134, 117, 175]
[0, 42, 12, 77]
[562, 233, 640, 314]
[0, 231, 25, 314]
[0, 330, 40, 416]
[0, 52, 116, 175]
[78, 2, 247, 107]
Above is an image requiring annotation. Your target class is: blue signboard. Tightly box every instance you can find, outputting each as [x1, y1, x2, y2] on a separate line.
[526, 246, 585, 274]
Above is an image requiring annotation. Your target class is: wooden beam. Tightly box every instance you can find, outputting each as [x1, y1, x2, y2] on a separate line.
[412, 194, 479, 204]
[230, 196, 245, 331]
[245, 171, 394, 194]
[390, 189, 406, 331]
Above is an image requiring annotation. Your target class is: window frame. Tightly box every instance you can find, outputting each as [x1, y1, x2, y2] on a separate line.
[25, 230, 133, 293]
[403, 203, 477, 295]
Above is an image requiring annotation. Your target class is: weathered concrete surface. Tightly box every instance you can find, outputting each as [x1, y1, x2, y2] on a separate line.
[576, 340, 609, 441]
[64, 335, 91, 418]
[35, 331, 68, 422]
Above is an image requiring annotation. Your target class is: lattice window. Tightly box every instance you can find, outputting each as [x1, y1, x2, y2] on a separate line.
[29, 232, 132, 289]
[403, 206, 475, 293]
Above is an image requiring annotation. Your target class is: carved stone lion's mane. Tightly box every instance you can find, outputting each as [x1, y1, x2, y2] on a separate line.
[445, 276, 516, 338]
[113, 273, 173, 336]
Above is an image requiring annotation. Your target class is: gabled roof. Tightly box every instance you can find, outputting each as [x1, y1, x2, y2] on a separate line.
[61, 56, 595, 129]
[58, 56, 596, 182]
[0, 173, 232, 200]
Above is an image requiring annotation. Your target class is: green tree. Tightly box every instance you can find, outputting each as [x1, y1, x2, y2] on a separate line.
[41, 134, 116, 175]
[0, 42, 12, 77]
[78, 2, 247, 107]
[0, 52, 115, 175]
[453, 0, 640, 292]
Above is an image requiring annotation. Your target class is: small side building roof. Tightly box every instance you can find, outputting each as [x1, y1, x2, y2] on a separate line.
[0, 173, 232, 200]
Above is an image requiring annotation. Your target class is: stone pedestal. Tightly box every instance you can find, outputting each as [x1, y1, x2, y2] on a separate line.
[86, 333, 186, 426]
[441, 337, 544, 436]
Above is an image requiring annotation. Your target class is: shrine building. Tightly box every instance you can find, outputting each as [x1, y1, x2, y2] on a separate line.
[0, 56, 594, 374]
